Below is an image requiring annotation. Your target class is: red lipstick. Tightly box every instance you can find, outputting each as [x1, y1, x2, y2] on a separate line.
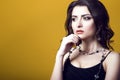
[76, 30, 84, 34]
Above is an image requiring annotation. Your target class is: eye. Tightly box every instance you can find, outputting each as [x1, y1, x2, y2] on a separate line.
[72, 17, 77, 22]
[82, 16, 92, 21]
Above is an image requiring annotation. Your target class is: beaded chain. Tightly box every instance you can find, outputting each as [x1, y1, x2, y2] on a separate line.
[68, 46, 111, 80]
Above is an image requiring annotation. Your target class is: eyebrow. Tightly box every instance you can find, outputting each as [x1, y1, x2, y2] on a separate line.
[72, 14, 91, 17]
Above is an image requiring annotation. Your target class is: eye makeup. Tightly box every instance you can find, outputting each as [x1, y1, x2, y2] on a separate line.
[72, 14, 93, 22]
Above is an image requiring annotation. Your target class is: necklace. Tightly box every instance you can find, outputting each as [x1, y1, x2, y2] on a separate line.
[69, 46, 106, 55]
[78, 45, 105, 55]
[79, 50, 100, 55]
[68, 46, 108, 80]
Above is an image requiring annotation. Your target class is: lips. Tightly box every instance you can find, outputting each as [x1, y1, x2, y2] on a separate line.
[76, 30, 84, 34]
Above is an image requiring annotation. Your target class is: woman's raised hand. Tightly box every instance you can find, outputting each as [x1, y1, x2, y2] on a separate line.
[57, 34, 80, 57]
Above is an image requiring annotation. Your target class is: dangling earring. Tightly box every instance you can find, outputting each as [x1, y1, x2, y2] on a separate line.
[97, 37, 101, 41]
[79, 45, 82, 52]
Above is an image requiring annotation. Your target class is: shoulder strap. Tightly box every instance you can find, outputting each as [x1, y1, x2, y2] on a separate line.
[101, 50, 112, 63]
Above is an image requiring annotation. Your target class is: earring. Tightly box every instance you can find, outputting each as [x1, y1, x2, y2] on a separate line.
[97, 37, 101, 41]
[79, 45, 82, 52]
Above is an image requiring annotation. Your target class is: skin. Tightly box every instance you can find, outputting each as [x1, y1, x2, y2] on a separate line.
[72, 6, 96, 40]
[50, 6, 120, 80]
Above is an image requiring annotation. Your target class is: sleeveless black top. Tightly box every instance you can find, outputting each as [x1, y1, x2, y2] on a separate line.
[63, 51, 111, 80]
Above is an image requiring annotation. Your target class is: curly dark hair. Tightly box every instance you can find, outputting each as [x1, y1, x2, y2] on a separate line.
[65, 0, 114, 50]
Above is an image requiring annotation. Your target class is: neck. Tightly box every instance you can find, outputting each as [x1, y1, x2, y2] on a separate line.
[79, 38, 103, 53]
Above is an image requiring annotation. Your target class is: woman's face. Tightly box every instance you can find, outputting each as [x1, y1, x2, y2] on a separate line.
[71, 6, 96, 40]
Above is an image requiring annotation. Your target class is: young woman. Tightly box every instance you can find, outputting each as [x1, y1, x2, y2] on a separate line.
[51, 0, 120, 80]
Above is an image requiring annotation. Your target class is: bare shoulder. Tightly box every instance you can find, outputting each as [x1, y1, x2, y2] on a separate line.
[105, 50, 120, 80]
[105, 51, 120, 66]
[106, 51, 120, 62]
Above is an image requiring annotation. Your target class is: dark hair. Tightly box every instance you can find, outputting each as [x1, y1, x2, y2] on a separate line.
[65, 0, 114, 50]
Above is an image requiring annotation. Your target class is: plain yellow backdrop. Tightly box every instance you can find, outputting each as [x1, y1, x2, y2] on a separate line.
[0, 0, 120, 80]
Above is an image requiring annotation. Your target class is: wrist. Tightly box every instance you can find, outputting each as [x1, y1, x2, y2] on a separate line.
[55, 55, 64, 64]
[56, 53, 64, 59]
[56, 50, 65, 57]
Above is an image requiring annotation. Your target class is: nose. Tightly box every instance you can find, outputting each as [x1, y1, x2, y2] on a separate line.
[77, 19, 82, 28]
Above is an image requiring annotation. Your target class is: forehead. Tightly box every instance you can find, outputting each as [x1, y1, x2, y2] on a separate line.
[72, 6, 91, 16]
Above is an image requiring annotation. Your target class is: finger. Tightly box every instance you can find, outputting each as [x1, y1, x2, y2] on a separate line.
[63, 34, 79, 44]
[73, 35, 79, 43]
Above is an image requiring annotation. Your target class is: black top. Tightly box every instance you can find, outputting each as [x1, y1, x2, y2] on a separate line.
[63, 51, 111, 80]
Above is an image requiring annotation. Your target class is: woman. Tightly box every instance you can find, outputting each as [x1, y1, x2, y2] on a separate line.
[51, 0, 120, 80]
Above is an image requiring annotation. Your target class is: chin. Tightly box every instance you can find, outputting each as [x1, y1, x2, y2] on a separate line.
[78, 35, 92, 40]
[77, 35, 85, 39]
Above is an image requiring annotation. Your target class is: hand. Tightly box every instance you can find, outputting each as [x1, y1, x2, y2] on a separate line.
[57, 34, 80, 57]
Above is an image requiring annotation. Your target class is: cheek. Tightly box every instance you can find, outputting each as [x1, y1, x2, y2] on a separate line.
[87, 25, 95, 31]
[84, 22, 96, 34]
[72, 23, 77, 33]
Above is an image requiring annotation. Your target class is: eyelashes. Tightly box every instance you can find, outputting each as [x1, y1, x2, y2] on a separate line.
[72, 16, 93, 22]
[82, 16, 92, 20]
[72, 18, 76, 22]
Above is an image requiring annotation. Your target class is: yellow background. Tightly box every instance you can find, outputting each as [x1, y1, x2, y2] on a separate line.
[0, 0, 120, 80]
